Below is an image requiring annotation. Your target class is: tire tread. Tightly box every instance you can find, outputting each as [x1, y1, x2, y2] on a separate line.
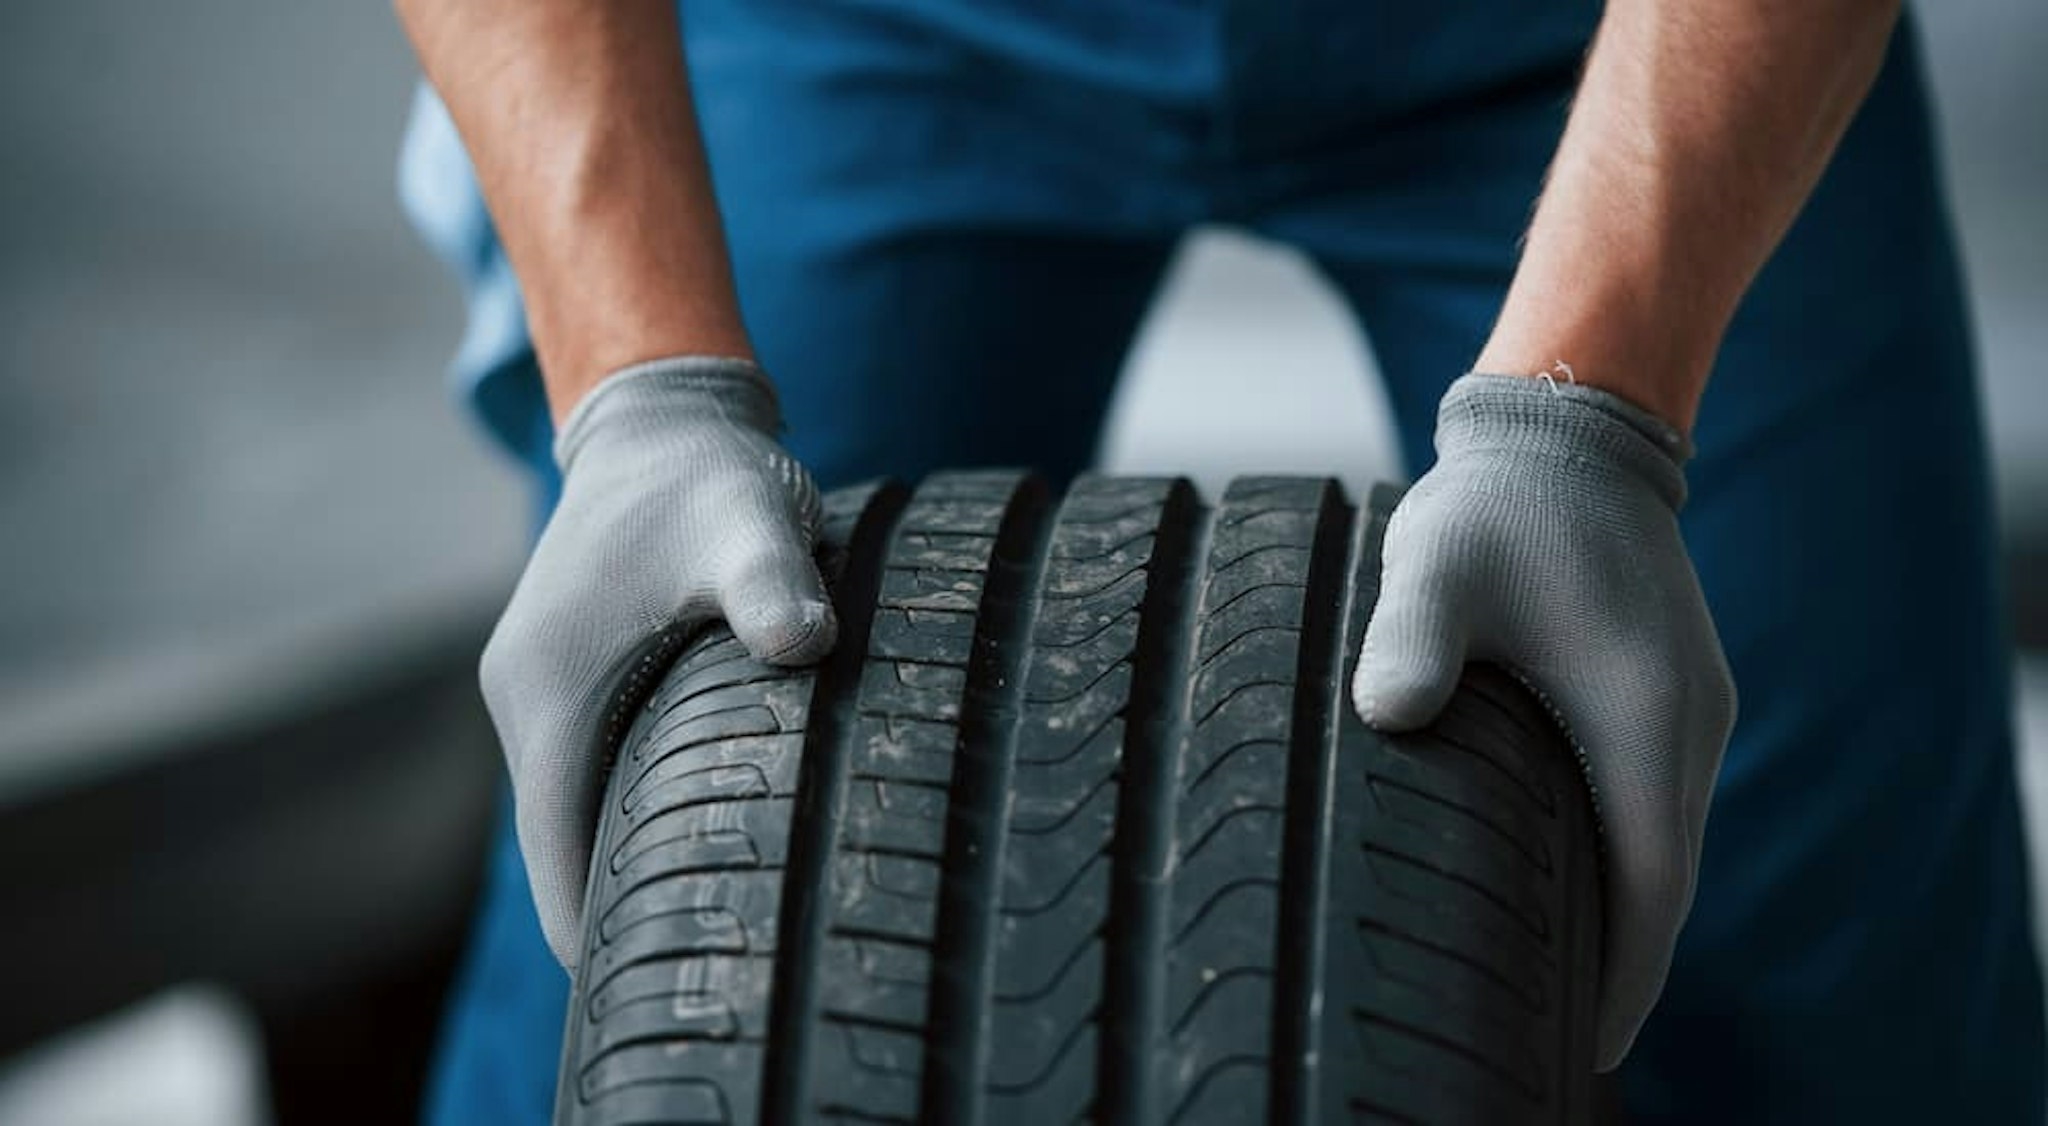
[557, 476, 1601, 1126]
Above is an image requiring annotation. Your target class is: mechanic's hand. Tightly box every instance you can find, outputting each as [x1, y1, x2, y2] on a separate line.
[1352, 372, 1735, 1070]
[480, 356, 836, 966]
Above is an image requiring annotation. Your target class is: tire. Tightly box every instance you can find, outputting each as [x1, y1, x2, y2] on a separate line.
[555, 472, 1603, 1126]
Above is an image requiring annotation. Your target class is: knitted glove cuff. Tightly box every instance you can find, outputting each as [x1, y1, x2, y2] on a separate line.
[1438, 373, 1691, 510]
[554, 356, 783, 470]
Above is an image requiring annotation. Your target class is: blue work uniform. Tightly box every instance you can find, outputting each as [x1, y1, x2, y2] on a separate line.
[400, 2, 2045, 1121]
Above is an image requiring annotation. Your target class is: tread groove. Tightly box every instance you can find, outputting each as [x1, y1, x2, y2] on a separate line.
[922, 479, 1056, 1125]
[761, 484, 910, 1126]
[1155, 479, 1330, 1124]
[1270, 483, 1350, 1126]
[1098, 481, 1205, 1126]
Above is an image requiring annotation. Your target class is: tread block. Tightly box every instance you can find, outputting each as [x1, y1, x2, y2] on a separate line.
[986, 939, 1104, 1088]
[584, 953, 772, 1025]
[849, 714, 956, 784]
[581, 1079, 737, 1124]
[815, 940, 930, 1029]
[606, 805, 786, 882]
[633, 702, 785, 772]
[579, 1041, 760, 1106]
[994, 893, 1108, 1000]
[595, 868, 783, 950]
[868, 608, 977, 664]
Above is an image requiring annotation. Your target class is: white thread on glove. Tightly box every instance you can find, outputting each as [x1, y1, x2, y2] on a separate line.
[480, 356, 835, 966]
[1353, 372, 1737, 1070]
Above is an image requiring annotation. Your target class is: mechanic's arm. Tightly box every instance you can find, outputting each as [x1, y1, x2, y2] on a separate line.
[1478, 0, 1902, 428]
[394, 0, 750, 412]
[1354, 0, 1901, 1069]
[396, 0, 835, 965]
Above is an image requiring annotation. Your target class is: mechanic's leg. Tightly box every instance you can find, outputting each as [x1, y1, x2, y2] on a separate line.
[422, 14, 1189, 1126]
[729, 227, 1176, 491]
[1255, 21, 2045, 1123]
[681, 0, 1205, 492]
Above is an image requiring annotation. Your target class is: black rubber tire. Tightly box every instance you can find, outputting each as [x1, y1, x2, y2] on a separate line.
[555, 472, 1602, 1126]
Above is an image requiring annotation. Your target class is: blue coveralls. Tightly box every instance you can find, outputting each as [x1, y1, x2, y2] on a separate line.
[399, 2, 2045, 1121]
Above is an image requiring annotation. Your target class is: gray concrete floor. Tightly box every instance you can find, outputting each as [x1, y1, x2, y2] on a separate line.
[0, 0, 2042, 1120]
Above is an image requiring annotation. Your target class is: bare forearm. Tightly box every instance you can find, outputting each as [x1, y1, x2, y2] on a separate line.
[1475, 0, 1901, 432]
[395, 0, 750, 421]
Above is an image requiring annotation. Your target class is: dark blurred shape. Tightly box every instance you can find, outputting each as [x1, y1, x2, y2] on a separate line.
[0, 633, 498, 1124]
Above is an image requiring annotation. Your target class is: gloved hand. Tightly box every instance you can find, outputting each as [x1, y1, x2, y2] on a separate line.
[480, 356, 836, 966]
[1352, 372, 1736, 1070]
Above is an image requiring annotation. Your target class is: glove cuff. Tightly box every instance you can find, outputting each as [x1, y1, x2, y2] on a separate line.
[1436, 373, 1690, 510]
[554, 356, 784, 471]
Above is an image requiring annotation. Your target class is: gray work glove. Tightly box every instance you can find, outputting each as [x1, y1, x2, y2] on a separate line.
[1352, 372, 1736, 1071]
[480, 356, 836, 966]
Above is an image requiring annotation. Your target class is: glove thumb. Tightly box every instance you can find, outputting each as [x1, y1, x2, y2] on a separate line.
[1352, 556, 1468, 730]
[719, 515, 837, 667]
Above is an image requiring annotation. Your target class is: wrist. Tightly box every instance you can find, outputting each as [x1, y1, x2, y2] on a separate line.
[1473, 313, 1716, 436]
[534, 297, 756, 425]
[1477, 150, 1738, 436]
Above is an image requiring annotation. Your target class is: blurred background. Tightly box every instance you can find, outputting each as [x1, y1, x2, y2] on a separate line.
[1, 2, 2042, 1123]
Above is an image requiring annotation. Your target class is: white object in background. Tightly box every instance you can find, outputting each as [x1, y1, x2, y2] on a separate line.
[0, 987, 269, 1126]
[1100, 229, 1404, 499]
